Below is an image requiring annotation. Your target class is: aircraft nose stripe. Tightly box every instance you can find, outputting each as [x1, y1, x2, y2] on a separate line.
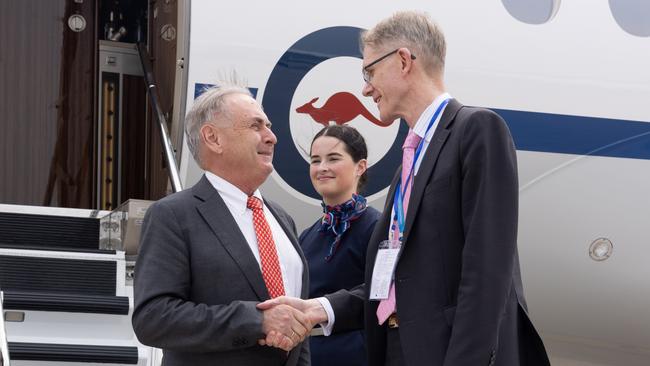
[496, 108, 650, 160]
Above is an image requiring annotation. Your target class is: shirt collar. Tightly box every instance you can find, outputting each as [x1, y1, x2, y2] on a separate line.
[205, 171, 263, 216]
[412, 92, 452, 141]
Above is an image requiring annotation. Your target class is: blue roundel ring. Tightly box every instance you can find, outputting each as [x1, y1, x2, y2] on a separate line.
[262, 26, 408, 199]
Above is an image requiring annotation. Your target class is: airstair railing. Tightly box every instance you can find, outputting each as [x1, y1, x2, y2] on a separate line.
[1, 291, 10, 366]
[136, 43, 183, 193]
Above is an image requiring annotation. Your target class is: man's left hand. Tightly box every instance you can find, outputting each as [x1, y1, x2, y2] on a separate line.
[260, 303, 313, 351]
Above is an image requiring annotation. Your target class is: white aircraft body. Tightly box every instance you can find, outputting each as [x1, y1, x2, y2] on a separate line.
[171, 1, 650, 365]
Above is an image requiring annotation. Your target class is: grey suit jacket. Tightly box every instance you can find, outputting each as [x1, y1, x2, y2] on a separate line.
[132, 175, 310, 366]
[326, 99, 550, 366]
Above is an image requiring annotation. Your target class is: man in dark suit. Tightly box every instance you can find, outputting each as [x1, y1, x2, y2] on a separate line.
[259, 11, 550, 366]
[132, 84, 312, 365]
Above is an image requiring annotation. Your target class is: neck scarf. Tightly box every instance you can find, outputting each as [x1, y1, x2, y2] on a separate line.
[319, 194, 367, 261]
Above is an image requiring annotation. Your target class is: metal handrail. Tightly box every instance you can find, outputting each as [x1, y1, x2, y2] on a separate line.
[0, 291, 10, 366]
[136, 43, 183, 193]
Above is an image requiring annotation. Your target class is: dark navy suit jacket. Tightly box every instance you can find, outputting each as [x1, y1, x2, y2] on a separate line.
[326, 99, 550, 366]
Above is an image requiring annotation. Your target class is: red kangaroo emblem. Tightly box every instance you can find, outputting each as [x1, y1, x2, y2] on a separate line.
[296, 92, 391, 127]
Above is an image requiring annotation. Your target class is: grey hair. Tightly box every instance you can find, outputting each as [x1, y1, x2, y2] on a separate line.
[184, 84, 252, 167]
[361, 11, 446, 76]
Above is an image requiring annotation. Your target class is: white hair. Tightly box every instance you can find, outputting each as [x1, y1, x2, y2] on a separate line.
[184, 82, 252, 168]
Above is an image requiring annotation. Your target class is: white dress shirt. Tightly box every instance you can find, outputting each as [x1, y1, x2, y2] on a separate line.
[410, 92, 452, 173]
[205, 171, 303, 298]
[318, 92, 453, 334]
[387, 92, 452, 229]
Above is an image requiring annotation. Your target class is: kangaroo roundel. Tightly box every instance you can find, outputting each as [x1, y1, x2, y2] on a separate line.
[296, 92, 391, 127]
[262, 26, 408, 200]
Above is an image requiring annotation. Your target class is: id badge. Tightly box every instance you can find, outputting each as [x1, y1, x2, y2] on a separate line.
[369, 239, 401, 300]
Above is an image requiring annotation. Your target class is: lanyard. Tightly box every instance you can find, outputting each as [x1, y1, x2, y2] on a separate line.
[392, 98, 450, 237]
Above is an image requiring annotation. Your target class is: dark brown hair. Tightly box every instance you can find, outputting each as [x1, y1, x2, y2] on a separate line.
[311, 125, 369, 192]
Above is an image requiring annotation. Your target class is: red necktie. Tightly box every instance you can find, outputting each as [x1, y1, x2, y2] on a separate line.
[377, 130, 422, 324]
[247, 196, 286, 298]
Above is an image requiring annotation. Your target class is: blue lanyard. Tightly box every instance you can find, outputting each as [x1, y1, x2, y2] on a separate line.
[392, 98, 450, 237]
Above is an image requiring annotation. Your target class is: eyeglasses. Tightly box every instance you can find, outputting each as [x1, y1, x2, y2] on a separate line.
[362, 48, 416, 84]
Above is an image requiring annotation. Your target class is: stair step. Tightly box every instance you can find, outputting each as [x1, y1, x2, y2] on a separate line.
[8, 342, 138, 364]
[3, 291, 129, 315]
[0, 243, 115, 255]
[0, 254, 117, 296]
[0, 211, 99, 250]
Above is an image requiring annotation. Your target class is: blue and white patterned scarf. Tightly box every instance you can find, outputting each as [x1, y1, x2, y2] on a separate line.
[319, 194, 367, 261]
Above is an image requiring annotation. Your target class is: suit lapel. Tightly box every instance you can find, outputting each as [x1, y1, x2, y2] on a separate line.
[265, 201, 310, 299]
[193, 176, 269, 300]
[402, 99, 463, 242]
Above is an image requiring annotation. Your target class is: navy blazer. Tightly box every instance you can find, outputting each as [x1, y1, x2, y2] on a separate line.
[300, 207, 380, 366]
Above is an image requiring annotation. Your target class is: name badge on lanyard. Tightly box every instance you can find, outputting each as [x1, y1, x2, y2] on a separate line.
[369, 98, 449, 301]
[369, 239, 401, 299]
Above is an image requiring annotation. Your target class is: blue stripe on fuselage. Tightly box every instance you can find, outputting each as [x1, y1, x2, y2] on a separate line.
[192, 81, 650, 160]
[194, 83, 258, 99]
[493, 108, 650, 160]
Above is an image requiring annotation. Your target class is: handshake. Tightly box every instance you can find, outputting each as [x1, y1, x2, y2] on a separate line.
[257, 296, 329, 352]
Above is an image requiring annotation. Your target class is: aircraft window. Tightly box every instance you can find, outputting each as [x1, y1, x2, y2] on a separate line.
[501, 0, 561, 25]
[609, 0, 650, 37]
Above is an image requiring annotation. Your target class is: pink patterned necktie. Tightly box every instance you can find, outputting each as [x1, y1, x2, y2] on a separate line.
[247, 196, 286, 298]
[376, 130, 422, 325]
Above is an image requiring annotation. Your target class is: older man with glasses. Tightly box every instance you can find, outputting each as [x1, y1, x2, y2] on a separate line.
[260, 10, 550, 366]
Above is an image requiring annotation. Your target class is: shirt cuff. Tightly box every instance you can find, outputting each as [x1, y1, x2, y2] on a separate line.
[315, 297, 335, 336]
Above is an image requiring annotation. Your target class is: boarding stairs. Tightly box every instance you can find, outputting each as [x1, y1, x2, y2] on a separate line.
[0, 204, 159, 366]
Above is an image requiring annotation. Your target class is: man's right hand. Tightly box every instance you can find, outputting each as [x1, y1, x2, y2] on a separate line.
[257, 297, 328, 350]
[260, 303, 312, 352]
